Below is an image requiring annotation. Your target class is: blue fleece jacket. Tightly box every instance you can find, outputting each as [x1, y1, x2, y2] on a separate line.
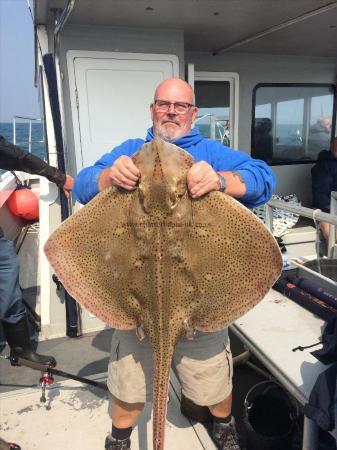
[73, 127, 276, 208]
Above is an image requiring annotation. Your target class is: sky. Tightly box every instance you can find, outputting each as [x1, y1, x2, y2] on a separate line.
[0, 0, 40, 123]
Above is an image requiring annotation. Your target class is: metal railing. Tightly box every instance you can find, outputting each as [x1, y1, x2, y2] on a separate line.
[195, 114, 230, 145]
[265, 193, 337, 258]
[13, 115, 45, 154]
[328, 191, 337, 256]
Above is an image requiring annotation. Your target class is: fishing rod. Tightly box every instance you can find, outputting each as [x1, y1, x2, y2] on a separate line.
[1, 355, 108, 403]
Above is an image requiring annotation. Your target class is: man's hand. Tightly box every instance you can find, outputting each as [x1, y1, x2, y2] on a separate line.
[98, 155, 140, 191]
[62, 175, 74, 198]
[187, 161, 220, 198]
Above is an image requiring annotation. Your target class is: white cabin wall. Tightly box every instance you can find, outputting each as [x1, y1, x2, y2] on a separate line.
[47, 24, 184, 177]
[186, 52, 337, 205]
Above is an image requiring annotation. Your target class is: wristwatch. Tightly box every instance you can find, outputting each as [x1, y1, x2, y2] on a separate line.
[218, 174, 227, 192]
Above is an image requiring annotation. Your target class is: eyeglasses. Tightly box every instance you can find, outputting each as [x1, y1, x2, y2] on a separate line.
[153, 100, 195, 114]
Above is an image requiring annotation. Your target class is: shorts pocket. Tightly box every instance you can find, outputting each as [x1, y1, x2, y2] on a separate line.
[109, 334, 120, 362]
[224, 342, 232, 380]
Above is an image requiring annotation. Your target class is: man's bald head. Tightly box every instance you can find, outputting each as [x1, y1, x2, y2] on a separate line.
[154, 78, 195, 104]
[150, 78, 198, 142]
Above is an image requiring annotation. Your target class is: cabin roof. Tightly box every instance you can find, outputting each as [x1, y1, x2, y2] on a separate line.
[34, 0, 337, 57]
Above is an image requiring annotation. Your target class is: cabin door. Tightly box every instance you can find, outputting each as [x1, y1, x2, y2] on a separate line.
[67, 51, 179, 169]
[187, 67, 239, 149]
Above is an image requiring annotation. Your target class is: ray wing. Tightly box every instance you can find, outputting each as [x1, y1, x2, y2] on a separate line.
[176, 191, 282, 331]
[44, 187, 143, 329]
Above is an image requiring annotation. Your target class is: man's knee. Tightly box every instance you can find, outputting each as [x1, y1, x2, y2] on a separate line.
[111, 396, 145, 427]
[208, 392, 232, 417]
[113, 396, 145, 413]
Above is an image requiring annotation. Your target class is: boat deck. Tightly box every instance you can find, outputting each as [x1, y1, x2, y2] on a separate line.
[0, 369, 216, 450]
[0, 328, 267, 449]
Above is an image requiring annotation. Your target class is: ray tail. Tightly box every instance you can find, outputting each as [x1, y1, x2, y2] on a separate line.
[152, 344, 175, 450]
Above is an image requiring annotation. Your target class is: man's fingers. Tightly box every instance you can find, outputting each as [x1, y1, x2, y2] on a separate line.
[190, 180, 215, 198]
[116, 157, 140, 178]
[110, 156, 140, 188]
[114, 173, 138, 188]
[190, 178, 210, 197]
[187, 168, 205, 190]
[188, 163, 219, 198]
[117, 164, 139, 181]
[117, 182, 137, 191]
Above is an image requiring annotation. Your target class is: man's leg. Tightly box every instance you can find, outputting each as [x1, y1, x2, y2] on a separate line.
[105, 398, 145, 450]
[0, 236, 25, 322]
[0, 237, 56, 367]
[105, 330, 154, 449]
[111, 397, 144, 428]
[175, 330, 240, 450]
[208, 393, 232, 418]
[209, 393, 241, 450]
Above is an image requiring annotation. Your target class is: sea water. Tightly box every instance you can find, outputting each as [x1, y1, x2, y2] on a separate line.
[0, 122, 46, 160]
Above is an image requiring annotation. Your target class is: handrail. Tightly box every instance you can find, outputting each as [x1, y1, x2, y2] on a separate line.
[13, 116, 45, 154]
[265, 194, 337, 258]
[328, 192, 337, 257]
[13, 115, 43, 121]
[265, 199, 337, 229]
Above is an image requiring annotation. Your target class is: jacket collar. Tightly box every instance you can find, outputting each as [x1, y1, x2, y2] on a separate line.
[145, 127, 204, 148]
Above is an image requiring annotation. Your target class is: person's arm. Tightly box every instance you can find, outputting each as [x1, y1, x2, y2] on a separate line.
[0, 136, 66, 188]
[217, 170, 247, 197]
[73, 139, 145, 204]
[188, 143, 276, 208]
[188, 162, 246, 200]
[217, 152, 275, 207]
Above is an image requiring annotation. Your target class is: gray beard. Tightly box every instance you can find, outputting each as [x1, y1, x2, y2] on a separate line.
[155, 130, 175, 143]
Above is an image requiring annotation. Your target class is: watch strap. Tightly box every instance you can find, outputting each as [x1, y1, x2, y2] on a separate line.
[218, 174, 227, 192]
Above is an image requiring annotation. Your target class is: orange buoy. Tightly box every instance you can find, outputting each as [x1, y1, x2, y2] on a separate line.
[7, 187, 39, 221]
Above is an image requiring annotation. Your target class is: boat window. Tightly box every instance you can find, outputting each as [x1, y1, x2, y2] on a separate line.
[194, 80, 231, 146]
[252, 84, 336, 165]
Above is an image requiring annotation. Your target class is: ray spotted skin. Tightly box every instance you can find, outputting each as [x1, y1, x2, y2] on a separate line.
[44, 138, 282, 450]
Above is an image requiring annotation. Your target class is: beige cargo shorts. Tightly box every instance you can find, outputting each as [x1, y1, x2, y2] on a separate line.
[107, 328, 233, 406]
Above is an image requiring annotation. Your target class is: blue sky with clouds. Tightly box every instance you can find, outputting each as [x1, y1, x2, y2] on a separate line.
[0, 0, 40, 122]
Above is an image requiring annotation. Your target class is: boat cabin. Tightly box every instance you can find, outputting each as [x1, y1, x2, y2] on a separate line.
[30, 0, 337, 337]
[1, 2, 337, 448]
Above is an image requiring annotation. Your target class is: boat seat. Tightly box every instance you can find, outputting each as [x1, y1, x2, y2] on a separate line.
[282, 226, 317, 244]
[281, 226, 317, 258]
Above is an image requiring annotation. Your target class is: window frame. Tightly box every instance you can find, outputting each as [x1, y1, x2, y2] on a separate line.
[251, 83, 337, 166]
[194, 72, 239, 149]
